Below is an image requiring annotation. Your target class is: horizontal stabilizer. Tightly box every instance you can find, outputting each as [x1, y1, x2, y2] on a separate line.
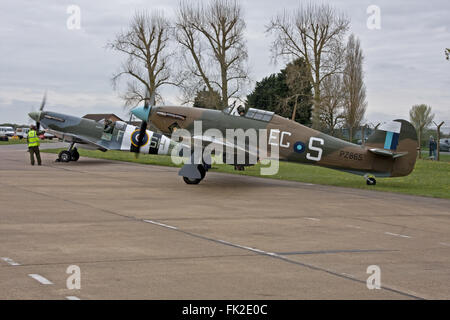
[369, 148, 408, 158]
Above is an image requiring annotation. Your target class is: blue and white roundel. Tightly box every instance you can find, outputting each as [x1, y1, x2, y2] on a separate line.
[293, 141, 306, 153]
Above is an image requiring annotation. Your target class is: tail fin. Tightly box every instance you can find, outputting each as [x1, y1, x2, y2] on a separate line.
[366, 120, 418, 177]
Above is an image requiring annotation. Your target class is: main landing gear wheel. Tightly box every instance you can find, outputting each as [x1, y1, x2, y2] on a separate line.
[70, 148, 80, 161]
[182, 165, 206, 185]
[58, 150, 72, 162]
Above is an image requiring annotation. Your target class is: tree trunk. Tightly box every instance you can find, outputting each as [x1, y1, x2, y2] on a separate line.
[312, 87, 321, 129]
[291, 97, 298, 121]
[418, 128, 422, 159]
[221, 65, 228, 109]
[361, 125, 365, 146]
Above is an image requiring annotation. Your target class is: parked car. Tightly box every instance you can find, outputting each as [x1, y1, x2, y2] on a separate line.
[439, 138, 450, 152]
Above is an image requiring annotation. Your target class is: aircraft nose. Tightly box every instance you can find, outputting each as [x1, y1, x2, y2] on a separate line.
[28, 111, 42, 122]
[131, 105, 152, 121]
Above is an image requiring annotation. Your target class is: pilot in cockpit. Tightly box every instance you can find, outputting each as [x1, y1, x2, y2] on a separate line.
[237, 105, 245, 116]
[103, 119, 114, 134]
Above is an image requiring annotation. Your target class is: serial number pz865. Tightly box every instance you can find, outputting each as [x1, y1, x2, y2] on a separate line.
[339, 151, 363, 161]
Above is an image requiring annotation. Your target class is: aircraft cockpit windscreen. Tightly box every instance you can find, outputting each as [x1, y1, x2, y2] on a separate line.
[244, 108, 274, 122]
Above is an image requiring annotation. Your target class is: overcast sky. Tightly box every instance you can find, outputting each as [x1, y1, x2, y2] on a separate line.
[1, 0, 449, 131]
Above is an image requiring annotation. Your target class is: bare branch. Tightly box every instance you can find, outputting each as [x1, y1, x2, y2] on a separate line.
[175, 0, 249, 109]
[108, 10, 174, 108]
[266, 2, 349, 128]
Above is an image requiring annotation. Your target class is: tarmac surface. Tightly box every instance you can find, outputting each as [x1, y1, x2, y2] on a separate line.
[1, 143, 449, 300]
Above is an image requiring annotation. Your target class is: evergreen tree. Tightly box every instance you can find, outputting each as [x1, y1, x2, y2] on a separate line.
[246, 59, 312, 125]
[193, 88, 222, 109]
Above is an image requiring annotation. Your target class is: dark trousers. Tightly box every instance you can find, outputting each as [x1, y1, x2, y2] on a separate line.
[29, 146, 41, 165]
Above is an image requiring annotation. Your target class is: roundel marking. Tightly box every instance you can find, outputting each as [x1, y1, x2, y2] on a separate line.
[293, 141, 306, 154]
[131, 129, 149, 147]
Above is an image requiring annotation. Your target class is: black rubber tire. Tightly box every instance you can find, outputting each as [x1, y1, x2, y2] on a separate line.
[71, 149, 80, 162]
[183, 165, 206, 184]
[366, 177, 376, 185]
[58, 150, 72, 162]
[183, 177, 202, 184]
[198, 165, 206, 179]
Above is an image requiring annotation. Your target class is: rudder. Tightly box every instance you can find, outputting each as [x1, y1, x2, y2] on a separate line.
[366, 120, 418, 177]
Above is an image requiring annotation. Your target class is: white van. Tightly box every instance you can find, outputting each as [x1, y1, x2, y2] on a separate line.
[0, 126, 15, 140]
[15, 127, 30, 139]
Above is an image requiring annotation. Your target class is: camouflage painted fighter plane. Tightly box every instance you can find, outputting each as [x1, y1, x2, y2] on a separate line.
[131, 102, 418, 185]
[27, 96, 180, 162]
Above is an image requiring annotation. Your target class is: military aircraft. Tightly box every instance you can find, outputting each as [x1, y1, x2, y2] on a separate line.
[131, 102, 418, 185]
[28, 95, 181, 162]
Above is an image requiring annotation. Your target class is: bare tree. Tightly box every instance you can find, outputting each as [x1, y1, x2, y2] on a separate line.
[319, 74, 345, 135]
[342, 34, 367, 142]
[108, 10, 175, 107]
[283, 58, 312, 122]
[409, 104, 434, 159]
[175, 0, 249, 108]
[267, 3, 349, 128]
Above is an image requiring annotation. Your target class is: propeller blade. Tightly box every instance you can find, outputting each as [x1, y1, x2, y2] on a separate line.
[134, 120, 147, 158]
[40, 92, 47, 111]
[36, 92, 46, 132]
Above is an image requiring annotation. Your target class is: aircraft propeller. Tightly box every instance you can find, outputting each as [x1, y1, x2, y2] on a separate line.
[134, 90, 155, 158]
[36, 92, 46, 132]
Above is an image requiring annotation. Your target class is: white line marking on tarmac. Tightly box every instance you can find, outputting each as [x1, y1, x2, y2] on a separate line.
[217, 239, 281, 257]
[305, 217, 320, 222]
[341, 273, 355, 278]
[384, 232, 411, 239]
[1, 257, 20, 266]
[439, 242, 450, 247]
[66, 296, 81, 300]
[143, 220, 177, 230]
[28, 274, 53, 285]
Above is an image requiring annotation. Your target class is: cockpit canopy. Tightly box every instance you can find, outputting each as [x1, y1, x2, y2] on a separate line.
[223, 105, 274, 122]
[244, 108, 274, 122]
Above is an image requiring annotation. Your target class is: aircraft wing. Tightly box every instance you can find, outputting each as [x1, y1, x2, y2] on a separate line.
[191, 135, 259, 160]
[47, 129, 109, 151]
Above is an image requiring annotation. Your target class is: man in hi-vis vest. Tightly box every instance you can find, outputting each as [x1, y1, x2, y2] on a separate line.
[27, 125, 41, 166]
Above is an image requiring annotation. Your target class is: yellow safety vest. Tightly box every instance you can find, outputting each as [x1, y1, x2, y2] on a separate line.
[28, 130, 40, 147]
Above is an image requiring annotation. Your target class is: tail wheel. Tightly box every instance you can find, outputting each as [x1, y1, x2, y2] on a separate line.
[58, 150, 71, 162]
[366, 177, 376, 185]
